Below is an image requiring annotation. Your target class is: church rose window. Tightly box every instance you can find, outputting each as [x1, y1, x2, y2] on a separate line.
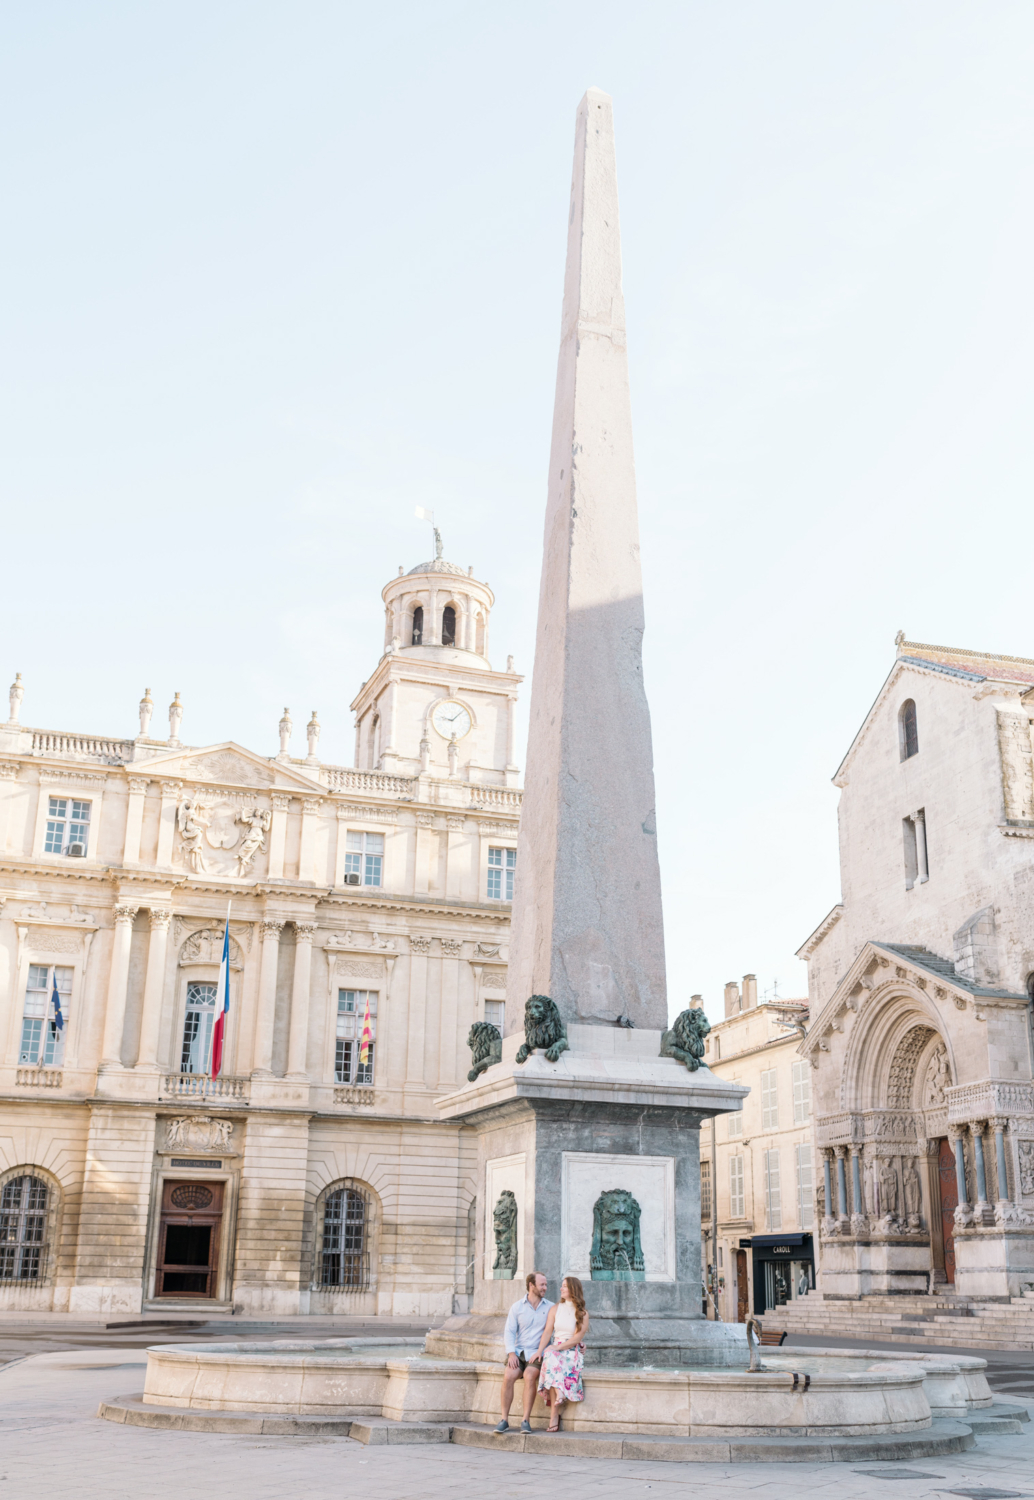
[0, 1175, 49, 1282]
[320, 1185, 371, 1289]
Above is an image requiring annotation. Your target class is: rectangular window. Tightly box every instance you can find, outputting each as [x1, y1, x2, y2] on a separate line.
[764, 1149, 781, 1231]
[796, 1143, 814, 1229]
[700, 1159, 712, 1221]
[344, 831, 384, 887]
[726, 1078, 743, 1137]
[43, 797, 91, 856]
[335, 989, 378, 1084]
[792, 1059, 811, 1124]
[761, 1068, 778, 1130]
[180, 982, 217, 1074]
[19, 964, 72, 1065]
[483, 999, 505, 1031]
[729, 1154, 745, 1219]
[487, 846, 516, 901]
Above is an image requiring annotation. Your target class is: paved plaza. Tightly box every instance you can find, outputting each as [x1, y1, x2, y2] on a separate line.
[3, 1320, 1034, 1500]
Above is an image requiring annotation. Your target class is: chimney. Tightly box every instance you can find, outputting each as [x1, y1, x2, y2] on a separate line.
[723, 981, 741, 1019]
[742, 974, 758, 1010]
[690, 993, 704, 1010]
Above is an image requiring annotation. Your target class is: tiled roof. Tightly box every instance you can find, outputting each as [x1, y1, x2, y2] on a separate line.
[898, 638, 1034, 686]
[876, 942, 1027, 1000]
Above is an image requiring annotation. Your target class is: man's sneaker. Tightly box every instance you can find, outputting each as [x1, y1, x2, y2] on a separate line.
[494, 1420, 510, 1433]
[520, 1420, 532, 1433]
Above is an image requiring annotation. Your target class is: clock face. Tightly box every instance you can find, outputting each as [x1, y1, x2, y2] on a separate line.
[432, 701, 472, 740]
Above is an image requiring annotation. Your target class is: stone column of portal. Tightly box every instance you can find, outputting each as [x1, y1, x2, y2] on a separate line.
[821, 1150, 835, 1227]
[950, 1125, 970, 1218]
[835, 1147, 850, 1224]
[136, 908, 172, 1068]
[99, 904, 139, 1068]
[252, 919, 284, 1075]
[991, 1118, 1011, 1206]
[970, 1121, 990, 1220]
[850, 1148, 866, 1232]
[505, 88, 665, 1031]
[285, 923, 316, 1079]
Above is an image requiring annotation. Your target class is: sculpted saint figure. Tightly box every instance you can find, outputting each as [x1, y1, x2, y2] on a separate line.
[903, 1159, 922, 1225]
[177, 799, 209, 873]
[878, 1159, 900, 1221]
[235, 807, 271, 876]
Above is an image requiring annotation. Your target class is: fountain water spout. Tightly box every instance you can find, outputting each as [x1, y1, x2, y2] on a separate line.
[745, 1315, 764, 1373]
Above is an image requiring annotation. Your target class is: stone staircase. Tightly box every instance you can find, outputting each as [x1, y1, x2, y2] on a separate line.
[764, 1292, 1034, 1350]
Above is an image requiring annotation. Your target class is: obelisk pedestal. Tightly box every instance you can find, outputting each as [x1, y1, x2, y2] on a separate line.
[432, 90, 746, 1368]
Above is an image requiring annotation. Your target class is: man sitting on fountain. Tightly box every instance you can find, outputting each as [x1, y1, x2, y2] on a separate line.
[496, 1270, 553, 1434]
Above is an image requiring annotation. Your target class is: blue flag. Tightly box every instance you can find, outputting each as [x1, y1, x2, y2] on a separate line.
[50, 973, 64, 1034]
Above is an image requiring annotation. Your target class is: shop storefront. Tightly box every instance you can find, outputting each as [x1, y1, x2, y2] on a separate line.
[744, 1233, 814, 1314]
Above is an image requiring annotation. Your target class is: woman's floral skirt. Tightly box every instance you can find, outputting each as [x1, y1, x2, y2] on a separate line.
[537, 1340, 585, 1403]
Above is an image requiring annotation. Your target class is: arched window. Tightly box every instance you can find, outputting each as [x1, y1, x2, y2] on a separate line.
[0, 1174, 49, 1282]
[441, 605, 456, 646]
[319, 1183, 371, 1289]
[181, 983, 217, 1074]
[899, 699, 918, 760]
[411, 606, 423, 646]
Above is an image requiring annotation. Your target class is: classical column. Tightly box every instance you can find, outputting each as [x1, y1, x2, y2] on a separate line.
[951, 1125, 970, 1216]
[252, 919, 284, 1075]
[828, 1146, 846, 1218]
[428, 585, 439, 644]
[285, 923, 317, 1079]
[156, 781, 181, 866]
[100, 905, 138, 1067]
[136, 908, 172, 1069]
[505, 694, 518, 776]
[914, 809, 929, 883]
[992, 1118, 1011, 1204]
[383, 681, 398, 754]
[970, 1121, 990, 1212]
[850, 1148, 866, 1230]
[267, 795, 290, 880]
[123, 777, 149, 866]
[299, 799, 321, 883]
[822, 1150, 835, 1225]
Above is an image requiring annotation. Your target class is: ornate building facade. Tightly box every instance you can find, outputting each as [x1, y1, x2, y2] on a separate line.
[799, 635, 1034, 1299]
[0, 549, 521, 1317]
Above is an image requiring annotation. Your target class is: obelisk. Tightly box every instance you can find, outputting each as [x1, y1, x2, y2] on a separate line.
[506, 87, 666, 1032]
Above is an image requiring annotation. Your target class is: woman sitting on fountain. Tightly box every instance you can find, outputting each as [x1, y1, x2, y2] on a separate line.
[533, 1275, 589, 1431]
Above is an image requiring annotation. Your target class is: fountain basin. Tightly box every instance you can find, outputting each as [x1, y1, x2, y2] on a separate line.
[140, 1338, 943, 1438]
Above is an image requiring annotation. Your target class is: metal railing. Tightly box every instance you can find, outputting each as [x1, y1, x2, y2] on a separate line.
[161, 1074, 250, 1101]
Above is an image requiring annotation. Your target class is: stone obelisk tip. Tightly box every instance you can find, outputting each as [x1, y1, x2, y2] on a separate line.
[506, 94, 668, 1034]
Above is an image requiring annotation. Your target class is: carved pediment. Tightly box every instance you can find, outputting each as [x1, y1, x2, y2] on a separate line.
[184, 751, 274, 788]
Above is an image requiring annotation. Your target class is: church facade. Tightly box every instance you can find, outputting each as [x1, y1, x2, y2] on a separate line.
[800, 635, 1034, 1300]
[0, 548, 521, 1317]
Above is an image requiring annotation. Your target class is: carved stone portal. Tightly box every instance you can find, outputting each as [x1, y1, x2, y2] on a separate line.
[589, 1188, 645, 1282]
[491, 1189, 518, 1279]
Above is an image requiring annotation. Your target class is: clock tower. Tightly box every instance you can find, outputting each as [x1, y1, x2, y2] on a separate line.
[350, 540, 522, 786]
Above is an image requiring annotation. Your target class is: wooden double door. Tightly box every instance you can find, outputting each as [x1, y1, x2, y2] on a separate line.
[156, 1180, 224, 1298]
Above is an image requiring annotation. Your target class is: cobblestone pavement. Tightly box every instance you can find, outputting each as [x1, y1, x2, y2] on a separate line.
[4, 1329, 1034, 1500]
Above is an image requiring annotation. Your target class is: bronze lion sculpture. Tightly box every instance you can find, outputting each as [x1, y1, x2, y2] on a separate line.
[466, 1020, 502, 1082]
[515, 994, 569, 1065]
[660, 1007, 711, 1071]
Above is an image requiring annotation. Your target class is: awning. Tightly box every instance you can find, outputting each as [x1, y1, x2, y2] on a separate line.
[749, 1233, 811, 1250]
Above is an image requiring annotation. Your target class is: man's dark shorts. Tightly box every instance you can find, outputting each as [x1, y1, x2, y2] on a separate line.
[507, 1353, 541, 1374]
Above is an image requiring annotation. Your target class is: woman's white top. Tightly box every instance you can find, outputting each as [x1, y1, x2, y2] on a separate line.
[553, 1300, 578, 1339]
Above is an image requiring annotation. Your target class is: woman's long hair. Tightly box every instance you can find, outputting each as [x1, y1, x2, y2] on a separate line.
[561, 1274, 586, 1323]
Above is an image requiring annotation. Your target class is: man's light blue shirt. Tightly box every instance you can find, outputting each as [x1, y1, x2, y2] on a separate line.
[504, 1293, 554, 1356]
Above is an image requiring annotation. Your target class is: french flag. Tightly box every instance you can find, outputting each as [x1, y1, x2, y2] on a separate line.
[210, 904, 231, 1078]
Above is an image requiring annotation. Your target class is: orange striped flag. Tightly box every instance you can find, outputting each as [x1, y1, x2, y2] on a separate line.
[359, 993, 372, 1066]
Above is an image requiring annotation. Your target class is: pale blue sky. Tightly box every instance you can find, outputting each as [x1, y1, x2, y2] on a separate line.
[3, 3, 1034, 1021]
